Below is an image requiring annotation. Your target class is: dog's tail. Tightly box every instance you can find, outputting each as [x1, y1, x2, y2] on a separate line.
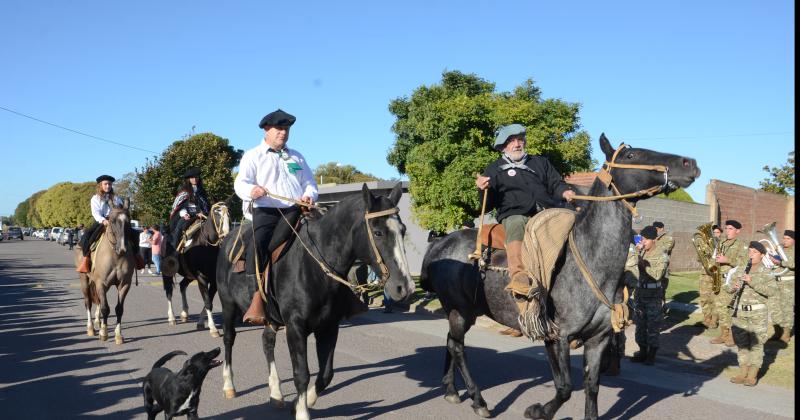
[152, 350, 187, 369]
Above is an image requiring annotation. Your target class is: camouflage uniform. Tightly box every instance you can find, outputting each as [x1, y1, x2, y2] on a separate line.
[655, 231, 675, 297]
[626, 245, 669, 349]
[713, 237, 748, 341]
[767, 245, 795, 337]
[698, 272, 716, 324]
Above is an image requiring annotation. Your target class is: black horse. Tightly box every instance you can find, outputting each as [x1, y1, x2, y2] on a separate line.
[216, 183, 416, 420]
[161, 202, 230, 337]
[420, 134, 699, 419]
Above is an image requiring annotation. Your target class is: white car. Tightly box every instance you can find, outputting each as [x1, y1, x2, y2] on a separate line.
[49, 227, 63, 241]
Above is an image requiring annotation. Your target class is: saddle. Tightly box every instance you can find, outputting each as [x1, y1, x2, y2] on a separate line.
[176, 219, 205, 253]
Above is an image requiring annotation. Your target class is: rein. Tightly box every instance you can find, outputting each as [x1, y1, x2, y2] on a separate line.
[203, 202, 229, 246]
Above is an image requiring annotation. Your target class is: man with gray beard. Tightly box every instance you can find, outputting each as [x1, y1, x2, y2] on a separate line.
[475, 124, 576, 296]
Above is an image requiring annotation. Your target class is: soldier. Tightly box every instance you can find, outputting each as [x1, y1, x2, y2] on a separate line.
[626, 225, 668, 366]
[653, 221, 674, 301]
[727, 241, 778, 386]
[711, 219, 748, 347]
[699, 224, 723, 328]
[767, 229, 795, 343]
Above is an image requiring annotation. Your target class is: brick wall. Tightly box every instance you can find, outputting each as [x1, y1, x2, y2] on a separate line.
[707, 179, 794, 241]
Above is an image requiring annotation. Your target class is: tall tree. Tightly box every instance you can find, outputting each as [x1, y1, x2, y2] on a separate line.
[135, 132, 242, 226]
[35, 182, 96, 227]
[314, 162, 381, 185]
[387, 70, 594, 232]
[760, 151, 794, 195]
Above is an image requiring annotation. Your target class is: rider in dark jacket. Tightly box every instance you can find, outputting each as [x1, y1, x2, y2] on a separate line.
[169, 167, 211, 249]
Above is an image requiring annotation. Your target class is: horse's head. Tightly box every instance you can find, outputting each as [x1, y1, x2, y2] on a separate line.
[206, 202, 230, 244]
[599, 133, 700, 200]
[107, 197, 131, 255]
[359, 183, 416, 302]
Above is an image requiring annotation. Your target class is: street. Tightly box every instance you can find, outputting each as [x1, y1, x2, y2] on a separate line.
[0, 240, 793, 419]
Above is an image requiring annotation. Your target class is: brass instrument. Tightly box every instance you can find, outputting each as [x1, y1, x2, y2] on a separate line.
[757, 222, 789, 276]
[692, 222, 722, 293]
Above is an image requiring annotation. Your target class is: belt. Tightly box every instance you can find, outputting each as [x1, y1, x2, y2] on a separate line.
[740, 304, 766, 311]
[776, 275, 795, 282]
[639, 281, 662, 289]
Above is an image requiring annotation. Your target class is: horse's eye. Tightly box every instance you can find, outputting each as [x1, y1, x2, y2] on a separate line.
[626, 152, 634, 159]
[373, 231, 383, 237]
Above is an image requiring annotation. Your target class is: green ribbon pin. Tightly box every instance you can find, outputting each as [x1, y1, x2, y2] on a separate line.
[286, 162, 302, 174]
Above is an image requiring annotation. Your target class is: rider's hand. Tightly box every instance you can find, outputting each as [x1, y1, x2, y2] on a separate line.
[562, 190, 576, 202]
[183, 214, 191, 221]
[251, 186, 267, 199]
[101, 219, 109, 226]
[300, 195, 315, 207]
[475, 175, 490, 190]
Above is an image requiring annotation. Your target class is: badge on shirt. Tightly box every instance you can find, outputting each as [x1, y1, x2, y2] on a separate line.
[286, 162, 302, 174]
[508, 169, 517, 177]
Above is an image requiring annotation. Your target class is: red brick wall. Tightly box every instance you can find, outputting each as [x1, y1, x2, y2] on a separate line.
[708, 180, 792, 240]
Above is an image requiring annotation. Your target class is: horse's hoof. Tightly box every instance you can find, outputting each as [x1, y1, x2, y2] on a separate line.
[168, 320, 177, 326]
[224, 389, 236, 399]
[180, 314, 189, 322]
[93, 322, 100, 329]
[270, 397, 285, 408]
[210, 330, 221, 338]
[196, 323, 205, 331]
[444, 393, 461, 404]
[473, 406, 491, 418]
[115, 336, 124, 345]
[99, 334, 108, 342]
[524, 404, 546, 419]
[87, 328, 95, 337]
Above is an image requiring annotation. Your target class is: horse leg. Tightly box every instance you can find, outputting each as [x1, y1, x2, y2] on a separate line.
[442, 337, 457, 403]
[94, 306, 101, 330]
[446, 311, 489, 418]
[179, 278, 190, 322]
[81, 277, 95, 336]
[221, 302, 237, 399]
[164, 275, 177, 325]
[97, 285, 110, 341]
[196, 282, 220, 337]
[262, 326, 284, 407]
[525, 339, 572, 420]
[308, 324, 340, 408]
[286, 326, 312, 420]
[114, 283, 131, 345]
[581, 334, 609, 420]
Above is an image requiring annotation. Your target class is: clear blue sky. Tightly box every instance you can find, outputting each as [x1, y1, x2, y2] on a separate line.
[1, 1, 794, 217]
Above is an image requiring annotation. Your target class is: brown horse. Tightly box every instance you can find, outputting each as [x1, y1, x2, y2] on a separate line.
[75, 199, 135, 344]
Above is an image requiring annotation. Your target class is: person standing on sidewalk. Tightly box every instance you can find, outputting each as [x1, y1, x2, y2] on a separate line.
[149, 225, 163, 275]
[699, 224, 723, 329]
[711, 220, 748, 347]
[139, 226, 153, 274]
[767, 229, 794, 343]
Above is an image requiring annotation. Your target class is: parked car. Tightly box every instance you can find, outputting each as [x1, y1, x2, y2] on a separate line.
[57, 229, 73, 245]
[5, 226, 23, 240]
[49, 227, 63, 242]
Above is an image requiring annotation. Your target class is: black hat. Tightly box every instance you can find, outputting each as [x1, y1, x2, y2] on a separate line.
[652, 221, 664, 229]
[96, 175, 115, 183]
[725, 220, 742, 229]
[259, 109, 296, 129]
[183, 167, 201, 178]
[640, 226, 658, 239]
[748, 241, 766, 254]
[785, 230, 795, 239]
[711, 224, 721, 231]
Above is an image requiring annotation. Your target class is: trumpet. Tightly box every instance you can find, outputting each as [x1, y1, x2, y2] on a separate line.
[757, 222, 789, 275]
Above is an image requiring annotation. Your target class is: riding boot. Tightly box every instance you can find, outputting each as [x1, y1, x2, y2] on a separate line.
[504, 240, 531, 297]
[242, 274, 267, 326]
[743, 365, 759, 386]
[630, 344, 648, 363]
[77, 256, 91, 273]
[730, 365, 749, 384]
[644, 346, 658, 365]
[710, 326, 728, 344]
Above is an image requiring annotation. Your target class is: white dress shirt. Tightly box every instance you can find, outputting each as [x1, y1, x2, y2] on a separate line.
[90, 194, 124, 223]
[234, 141, 318, 211]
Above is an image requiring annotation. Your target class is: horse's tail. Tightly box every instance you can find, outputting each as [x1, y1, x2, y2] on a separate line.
[152, 350, 187, 369]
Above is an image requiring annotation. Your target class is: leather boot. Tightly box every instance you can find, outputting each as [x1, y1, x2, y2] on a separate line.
[730, 365, 749, 384]
[77, 256, 91, 273]
[710, 327, 727, 344]
[709, 314, 718, 329]
[743, 365, 759, 386]
[630, 345, 648, 363]
[504, 240, 531, 296]
[135, 254, 146, 270]
[702, 314, 713, 328]
[723, 327, 736, 347]
[242, 274, 266, 325]
[644, 346, 658, 365]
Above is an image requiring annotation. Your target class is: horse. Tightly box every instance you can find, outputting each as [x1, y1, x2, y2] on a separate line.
[75, 199, 136, 345]
[420, 134, 699, 419]
[216, 183, 416, 420]
[160, 202, 231, 337]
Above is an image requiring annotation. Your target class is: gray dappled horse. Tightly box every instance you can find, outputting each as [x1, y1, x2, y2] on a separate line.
[421, 134, 699, 419]
[75, 199, 136, 345]
[216, 183, 416, 420]
[161, 202, 230, 337]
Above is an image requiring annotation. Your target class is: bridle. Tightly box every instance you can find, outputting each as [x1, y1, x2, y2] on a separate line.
[204, 202, 229, 246]
[363, 207, 401, 281]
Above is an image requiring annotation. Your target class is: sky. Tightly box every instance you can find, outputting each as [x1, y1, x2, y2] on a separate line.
[0, 1, 794, 217]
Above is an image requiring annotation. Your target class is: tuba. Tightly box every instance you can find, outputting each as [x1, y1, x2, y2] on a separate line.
[692, 222, 722, 293]
[757, 222, 789, 276]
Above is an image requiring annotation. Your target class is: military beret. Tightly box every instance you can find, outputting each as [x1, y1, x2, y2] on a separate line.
[640, 226, 658, 239]
[725, 220, 742, 229]
[711, 224, 721, 231]
[785, 230, 795, 239]
[748, 241, 766, 254]
[493, 124, 526, 150]
[652, 221, 665, 229]
[96, 175, 115, 183]
[259, 109, 296, 129]
[183, 167, 201, 178]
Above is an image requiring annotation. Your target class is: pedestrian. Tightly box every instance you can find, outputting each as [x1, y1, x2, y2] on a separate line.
[711, 220, 748, 347]
[627, 225, 668, 365]
[150, 225, 163, 275]
[767, 229, 795, 343]
[67, 227, 75, 250]
[139, 226, 153, 274]
[699, 224, 723, 329]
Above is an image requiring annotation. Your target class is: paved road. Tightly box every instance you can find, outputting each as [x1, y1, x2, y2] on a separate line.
[0, 240, 793, 419]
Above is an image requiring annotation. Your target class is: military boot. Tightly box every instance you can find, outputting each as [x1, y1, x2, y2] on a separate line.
[630, 345, 648, 363]
[702, 314, 713, 328]
[242, 274, 266, 326]
[709, 314, 719, 329]
[730, 365, 749, 384]
[644, 346, 658, 366]
[723, 327, 736, 347]
[743, 365, 759, 386]
[710, 326, 728, 344]
[504, 240, 532, 297]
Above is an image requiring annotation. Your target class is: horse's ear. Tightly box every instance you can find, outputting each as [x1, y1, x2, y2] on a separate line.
[123, 197, 130, 211]
[388, 182, 403, 207]
[599, 133, 615, 160]
[361, 183, 373, 211]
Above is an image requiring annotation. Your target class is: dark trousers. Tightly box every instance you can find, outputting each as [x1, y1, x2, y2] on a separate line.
[171, 217, 192, 247]
[80, 221, 140, 257]
[246, 206, 301, 276]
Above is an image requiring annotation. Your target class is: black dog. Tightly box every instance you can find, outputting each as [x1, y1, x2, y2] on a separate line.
[142, 348, 222, 419]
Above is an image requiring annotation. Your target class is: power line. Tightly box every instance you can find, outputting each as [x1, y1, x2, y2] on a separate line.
[0, 105, 159, 154]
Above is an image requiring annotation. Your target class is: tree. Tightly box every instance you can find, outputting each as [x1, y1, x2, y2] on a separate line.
[656, 187, 693, 203]
[13, 199, 30, 227]
[760, 151, 794, 195]
[135, 132, 242, 226]
[387, 70, 595, 232]
[314, 162, 381, 185]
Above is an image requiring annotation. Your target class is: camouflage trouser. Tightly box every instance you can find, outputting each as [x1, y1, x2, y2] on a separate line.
[767, 278, 795, 331]
[634, 296, 663, 348]
[501, 214, 530, 244]
[731, 309, 769, 368]
[713, 287, 733, 329]
[698, 273, 715, 318]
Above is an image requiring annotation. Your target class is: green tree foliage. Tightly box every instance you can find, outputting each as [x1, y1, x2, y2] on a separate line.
[13, 199, 30, 227]
[135, 132, 242, 226]
[656, 187, 694, 203]
[25, 190, 48, 228]
[760, 151, 794, 196]
[35, 182, 96, 227]
[387, 70, 594, 231]
[314, 162, 381, 184]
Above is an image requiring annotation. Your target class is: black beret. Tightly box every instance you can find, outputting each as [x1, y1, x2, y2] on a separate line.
[259, 109, 296, 129]
[725, 220, 742, 229]
[652, 221, 664, 229]
[96, 175, 115, 183]
[640, 226, 658, 240]
[711, 224, 721, 231]
[183, 167, 201, 178]
[748, 241, 766, 254]
[785, 230, 795, 239]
